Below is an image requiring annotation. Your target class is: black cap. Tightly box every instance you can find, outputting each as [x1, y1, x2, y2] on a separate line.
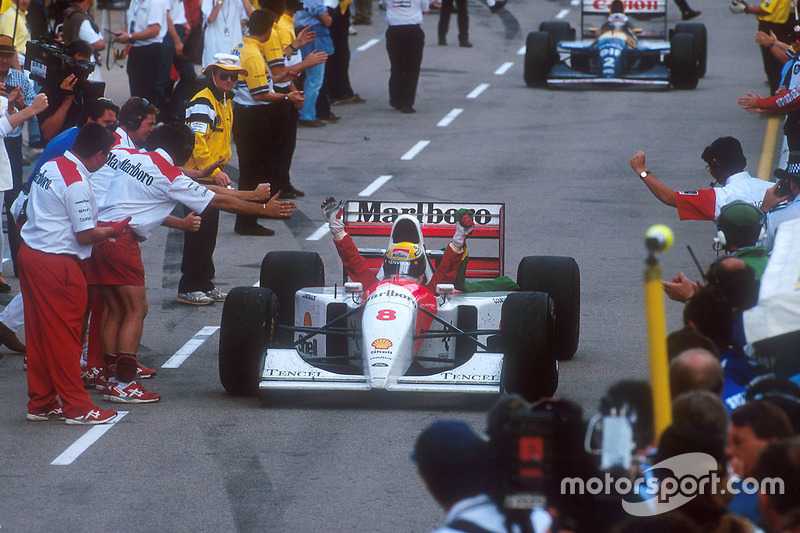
[774, 151, 800, 181]
[701, 137, 745, 168]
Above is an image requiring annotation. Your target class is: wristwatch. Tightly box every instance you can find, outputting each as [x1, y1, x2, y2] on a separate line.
[639, 170, 651, 179]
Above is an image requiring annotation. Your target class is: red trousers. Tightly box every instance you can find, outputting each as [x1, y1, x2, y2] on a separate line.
[19, 243, 96, 418]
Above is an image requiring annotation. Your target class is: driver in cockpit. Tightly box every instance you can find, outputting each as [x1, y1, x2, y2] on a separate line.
[600, 0, 635, 38]
[321, 198, 474, 292]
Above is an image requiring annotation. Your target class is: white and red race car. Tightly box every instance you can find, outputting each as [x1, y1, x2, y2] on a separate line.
[218, 201, 580, 403]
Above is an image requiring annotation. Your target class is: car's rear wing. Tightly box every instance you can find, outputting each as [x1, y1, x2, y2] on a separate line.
[581, 0, 667, 38]
[342, 200, 505, 280]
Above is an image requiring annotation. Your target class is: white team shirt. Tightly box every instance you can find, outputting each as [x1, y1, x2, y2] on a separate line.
[127, 0, 168, 46]
[99, 148, 214, 240]
[21, 151, 97, 259]
[201, 0, 248, 68]
[169, 0, 188, 26]
[713, 171, 774, 215]
[90, 127, 139, 204]
[382, 0, 429, 25]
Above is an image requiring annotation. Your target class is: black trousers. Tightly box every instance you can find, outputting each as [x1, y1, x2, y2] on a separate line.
[386, 24, 424, 110]
[179, 202, 219, 293]
[233, 104, 271, 230]
[438, 0, 468, 42]
[127, 43, 165, 112]
[275, 86, 299, 189]
[3, 135, 22, 274]
[327, 7, 355, 101]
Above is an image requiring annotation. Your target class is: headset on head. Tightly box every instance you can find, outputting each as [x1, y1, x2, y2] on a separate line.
[119, 97, 151, 131]
[714, 201, 766, 250]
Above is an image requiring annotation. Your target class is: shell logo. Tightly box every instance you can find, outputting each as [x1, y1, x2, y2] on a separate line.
[371, 338, 393, 350]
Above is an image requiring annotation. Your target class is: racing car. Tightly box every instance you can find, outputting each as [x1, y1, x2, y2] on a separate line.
[218, 201, 580, 403]
[524, 0, 707, 89]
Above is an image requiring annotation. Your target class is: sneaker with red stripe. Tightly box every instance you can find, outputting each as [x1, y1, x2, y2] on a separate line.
[27, 406, 66, 421]
[103, 380, 160, 403]
[65, 407, 118, 425]
[137, 362, 156, 379]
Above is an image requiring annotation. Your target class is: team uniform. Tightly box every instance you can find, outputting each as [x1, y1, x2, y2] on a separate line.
[673, 171, 773, 221]
[19, 151, 116, 423]
[126, 0, 168, 107]
[231, 36, 276, 232]
[382, 0, 428, 112]
[179, 81, 234, 295]
[92, 148, 213, 286]
[754, 0, 795, 94]
[334, 233, 462, 292]
[90, 127, 140, 206]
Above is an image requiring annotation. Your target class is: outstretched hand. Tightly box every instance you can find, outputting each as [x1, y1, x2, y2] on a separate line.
[265, 192, 297, 219]
[662, 270, 701, 302]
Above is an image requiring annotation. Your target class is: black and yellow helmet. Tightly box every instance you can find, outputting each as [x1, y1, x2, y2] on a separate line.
[383, 242, 427, 281]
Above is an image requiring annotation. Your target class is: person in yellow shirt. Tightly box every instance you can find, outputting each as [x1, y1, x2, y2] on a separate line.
[0, 0, 31, 68]
[177, 53, 241, 305]
[231, 9, 304, 236]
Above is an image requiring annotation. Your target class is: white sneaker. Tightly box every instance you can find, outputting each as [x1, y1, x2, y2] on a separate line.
[204, 288, 227, 302]
[176, 291, 214, 305]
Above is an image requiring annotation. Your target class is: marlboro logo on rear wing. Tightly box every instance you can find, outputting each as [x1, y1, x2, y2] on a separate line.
[343, 200, 505, 280]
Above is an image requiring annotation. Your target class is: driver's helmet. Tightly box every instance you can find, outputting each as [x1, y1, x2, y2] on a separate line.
[607, 13, 628, 29]
[383, 242, 427, 282]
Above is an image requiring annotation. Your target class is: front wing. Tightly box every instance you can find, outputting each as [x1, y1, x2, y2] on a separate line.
[259, 349, 503, 394]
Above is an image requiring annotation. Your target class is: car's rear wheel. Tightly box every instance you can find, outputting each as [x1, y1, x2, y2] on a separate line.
[517, 256, 580, 360]
[500, 292, 558, 402]
[524, 31, 552, 87]
[674, 22, 706, 78]
[260, 251, 325, 347]
[219, 287, 277, 396]
[669, 32, 699, 89]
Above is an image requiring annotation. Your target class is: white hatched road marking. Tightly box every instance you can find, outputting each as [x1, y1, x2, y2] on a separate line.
[437, 108, 463, 127]
[162, 326, 220, 368]
[359, 175, 393, 196]
[494, 62, 513, 75]
[401, 140, 430, 160]
[556, 9, 570, 18]
[355, 38, 380, 53]
[467, 83, 490, 98]
[517, 45, 526, 55]
[51, 411, 129, 465]
[307, 225, 330, 241]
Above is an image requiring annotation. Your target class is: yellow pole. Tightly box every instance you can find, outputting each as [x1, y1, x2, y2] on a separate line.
[644, 263, 671, 440]
[757, 116, 781, 181]
[643, 224, 674, 440]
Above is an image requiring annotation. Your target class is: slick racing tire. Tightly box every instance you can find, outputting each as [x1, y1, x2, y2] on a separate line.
[517, 256, 580, 360]
[539, 20, 574, 44]
[669, 32, 699, 89]
[674, 22, 707, 78]
[219, 287, 277, 396]
[260, 251, 325, 347]
[524, 31, 552, 87]
[500, 291, 558, 402]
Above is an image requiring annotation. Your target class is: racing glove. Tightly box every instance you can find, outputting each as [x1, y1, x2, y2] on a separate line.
[729, 0, 747, 14]
[109, 216, 132, 238]
[321, 196, 345, 238]
[451, 208, 474, 249]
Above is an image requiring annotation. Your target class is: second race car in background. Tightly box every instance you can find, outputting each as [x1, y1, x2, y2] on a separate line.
[524, 0, 707, 89]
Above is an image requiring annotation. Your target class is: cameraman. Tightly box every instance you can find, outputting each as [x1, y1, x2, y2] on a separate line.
[36, 40, 95, 142]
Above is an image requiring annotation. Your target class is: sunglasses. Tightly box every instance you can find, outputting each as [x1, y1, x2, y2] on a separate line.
[218, 71, 238, 81]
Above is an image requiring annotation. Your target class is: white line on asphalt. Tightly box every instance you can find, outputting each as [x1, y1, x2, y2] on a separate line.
[556, 9, 569, 18]
[162, 326, 220, 368]
[517, 45, 526, 55]
[570, 0, 579, 5]
[467, 83, 490, 99]
[355, 38, 380, 53]
[359, 175, 393, 196]
[51, 411, 129, 465]
[494, 62, 513, 75]
[401, 140, 430, 160]
[307, 224, 329, 240]
[437, 108, 463, 127]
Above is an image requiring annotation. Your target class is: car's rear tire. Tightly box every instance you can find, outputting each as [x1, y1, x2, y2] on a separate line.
[260, 251, 325, 347]
[500, 292, 558, 402]
[219, 287, 277, 396]
[674, 22, 706, 78]
[517, 256, 580, 360]
[524, 31, 553, 87]
[669, 32, 699, 89]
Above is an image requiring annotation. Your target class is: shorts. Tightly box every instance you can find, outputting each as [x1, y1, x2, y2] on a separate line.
[90, 223, 145, 286]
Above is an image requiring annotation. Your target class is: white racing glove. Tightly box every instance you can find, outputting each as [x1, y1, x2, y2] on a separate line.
[321, 196, 345, 237]
[729, 0, 747, 14]
[451, 208, 474, 249]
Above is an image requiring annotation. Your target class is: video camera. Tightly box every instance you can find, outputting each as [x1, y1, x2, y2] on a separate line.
[25, 40, 94, 84]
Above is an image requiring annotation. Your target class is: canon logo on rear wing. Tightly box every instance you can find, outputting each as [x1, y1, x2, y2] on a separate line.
[344, 201, 502, 226]
[584, 0, 665, 12]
